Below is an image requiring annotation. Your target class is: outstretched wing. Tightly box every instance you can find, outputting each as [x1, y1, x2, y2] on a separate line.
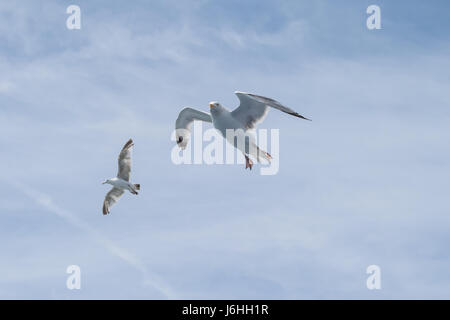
[175, 107, 212, 149]
[117, 138, 133, 181]
[103, 187, 125, 215]
[231, 91, 311, 130]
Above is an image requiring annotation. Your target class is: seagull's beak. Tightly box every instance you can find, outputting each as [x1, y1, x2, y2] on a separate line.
[209, 103, 215, 109]
[102, 181, 106, 184]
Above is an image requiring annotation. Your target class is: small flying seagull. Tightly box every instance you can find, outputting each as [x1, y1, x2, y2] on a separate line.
[175, 91, 310, 170]
[102, 138, 140, 215]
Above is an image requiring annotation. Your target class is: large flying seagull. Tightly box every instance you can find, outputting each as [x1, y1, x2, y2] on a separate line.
[175, 91, 310, 169]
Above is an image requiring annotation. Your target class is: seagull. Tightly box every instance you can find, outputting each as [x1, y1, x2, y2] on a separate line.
[102, 138, 140, 215]
[175, 91, 310, 169]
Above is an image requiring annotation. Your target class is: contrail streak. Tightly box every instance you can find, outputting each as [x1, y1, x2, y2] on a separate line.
[10, 181, 175, 299]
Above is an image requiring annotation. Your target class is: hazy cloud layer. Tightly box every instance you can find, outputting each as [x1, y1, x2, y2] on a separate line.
[0, 0, 449, 299]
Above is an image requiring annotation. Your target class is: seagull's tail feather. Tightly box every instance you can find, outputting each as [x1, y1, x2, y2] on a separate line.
[134, 184, 140, 191]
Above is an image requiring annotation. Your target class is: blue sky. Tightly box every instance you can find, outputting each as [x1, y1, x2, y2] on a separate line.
[0, 0, 450, 299]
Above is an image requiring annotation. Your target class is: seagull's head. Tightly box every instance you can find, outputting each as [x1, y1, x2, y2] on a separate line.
[209, 101, 221, 109]
[209, 101, 224, 116]
[209, 101, 219, 108]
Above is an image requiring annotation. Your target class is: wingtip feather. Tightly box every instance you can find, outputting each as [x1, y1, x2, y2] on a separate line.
[102, 203, 109, 215]
[121, 138, 134, 151]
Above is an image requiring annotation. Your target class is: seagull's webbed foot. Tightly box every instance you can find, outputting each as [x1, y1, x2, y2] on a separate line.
[245, 155, 253, 170]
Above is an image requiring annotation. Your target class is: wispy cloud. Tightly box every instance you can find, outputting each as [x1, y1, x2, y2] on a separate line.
[7, 180, 176, 299]
[1, 0, 450, 299]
